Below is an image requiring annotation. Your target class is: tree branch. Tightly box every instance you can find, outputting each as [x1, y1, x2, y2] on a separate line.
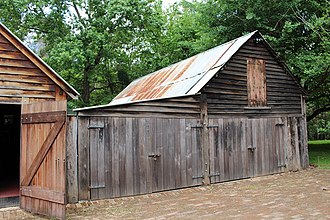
[72, 0, 85, 27]
[307, 105, 330, 122]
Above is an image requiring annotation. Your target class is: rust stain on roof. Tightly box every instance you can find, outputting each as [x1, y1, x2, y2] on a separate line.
[110, 31, 259, 106]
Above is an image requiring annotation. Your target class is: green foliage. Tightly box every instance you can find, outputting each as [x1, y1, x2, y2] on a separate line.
[0, 0, 328, 120]
[308, 112, 330, 140]
[1, 0, 164, 107]
[308, 140, 330, 169]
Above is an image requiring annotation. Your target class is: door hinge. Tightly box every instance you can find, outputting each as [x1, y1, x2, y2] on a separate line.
[278, 164, 287, 168]
[191, 125, 203, 129]
[209, 173, 220, 177]
[88, 125, 104, 129]
[192, 175, 204, 179]
[89, 185, 105, 189]
[207, 125, 218, 128]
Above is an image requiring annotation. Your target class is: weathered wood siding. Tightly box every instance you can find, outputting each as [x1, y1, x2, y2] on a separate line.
[0, 33, 63, 104]
[204, 38, 303, 116]
[66, 116, 78, 203]
[77, 96, 201, 118]
[208, 117, 286, 183]
[75, 115, 308, 201]
[77, 116, 203, 200]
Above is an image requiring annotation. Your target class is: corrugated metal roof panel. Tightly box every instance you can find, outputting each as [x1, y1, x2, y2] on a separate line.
[110, 31, 257, 106]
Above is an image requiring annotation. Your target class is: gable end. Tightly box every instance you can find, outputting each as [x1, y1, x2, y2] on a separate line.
[203, 35, 304, 116]
[0, 22, 79, 103]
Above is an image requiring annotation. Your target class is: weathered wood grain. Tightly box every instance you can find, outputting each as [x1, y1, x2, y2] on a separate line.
[21, 100, 67, 220]
[66, 116, 78, 203]
[77, 117, 90, 200]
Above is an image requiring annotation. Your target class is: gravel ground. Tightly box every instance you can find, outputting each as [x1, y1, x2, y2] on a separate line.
[1, 168, 329, 220]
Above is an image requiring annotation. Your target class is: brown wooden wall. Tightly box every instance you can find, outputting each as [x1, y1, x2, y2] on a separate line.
[0, 33, 65, 104]
[75, 116, 203, 201]
[208, 117, 308, 184]
[204, 38, 304, 117]
[77, 95, 201, 118]
[70, 115, 308, 202]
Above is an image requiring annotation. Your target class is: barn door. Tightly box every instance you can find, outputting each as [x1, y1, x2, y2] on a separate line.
[20, 100, 67, 219]
[209, 118, 249, 184]
[247, 118, 287, 177]
[88, 118, 105, 200]
[151, 118, 203, 192]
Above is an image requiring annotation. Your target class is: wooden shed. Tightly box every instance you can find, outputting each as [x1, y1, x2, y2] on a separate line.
[73, 31, 308, 202]
[0, 22, 79, 219]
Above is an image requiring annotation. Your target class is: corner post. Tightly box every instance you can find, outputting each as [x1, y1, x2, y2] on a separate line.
[200, 93, 210, 185]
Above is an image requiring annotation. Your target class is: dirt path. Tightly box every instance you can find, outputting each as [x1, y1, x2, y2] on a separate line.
[1, 168, 329, 219]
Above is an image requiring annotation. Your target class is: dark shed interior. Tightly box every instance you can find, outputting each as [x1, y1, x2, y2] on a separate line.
[0, 104, 21, 201]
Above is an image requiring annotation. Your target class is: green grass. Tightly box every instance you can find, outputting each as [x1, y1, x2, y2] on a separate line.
[308, 140, 330, 169]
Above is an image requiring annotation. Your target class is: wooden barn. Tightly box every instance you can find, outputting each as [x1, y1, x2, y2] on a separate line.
[73, 31, 309, 202]
[0, 22, 78, 219]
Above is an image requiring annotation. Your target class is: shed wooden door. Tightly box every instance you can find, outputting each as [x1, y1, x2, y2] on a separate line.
[209, 118, 287, 183]
[247, 118, 286, 177]
[20, 100, 67, 219]
[88, 118, 106, 200]
[151, 118, 203, 192]
[209, 118, 249, 183]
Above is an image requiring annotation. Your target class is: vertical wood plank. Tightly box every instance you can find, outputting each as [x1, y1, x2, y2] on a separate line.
[77, 117, 90, 200]
[104, 117, 113, 198]
[125, 118, 134, 196]
[174, 119, 181, 188]
[112, 118, 120, 197]
[200, 93, 210, 185]
[66, 116, 78, 203]
[180, 119, 187, 187]
[119, 118, 127, 196]
[185, 119, 193, 186]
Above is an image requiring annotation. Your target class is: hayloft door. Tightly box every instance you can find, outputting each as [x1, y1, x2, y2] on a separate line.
[20, 100, 67, 219]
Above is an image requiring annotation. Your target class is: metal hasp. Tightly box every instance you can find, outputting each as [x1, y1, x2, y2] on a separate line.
[148, 154, 161, 161]
[248, 146, 256, 152]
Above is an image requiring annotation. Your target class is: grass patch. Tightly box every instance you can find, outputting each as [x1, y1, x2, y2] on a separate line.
[308, 140, 330, 169]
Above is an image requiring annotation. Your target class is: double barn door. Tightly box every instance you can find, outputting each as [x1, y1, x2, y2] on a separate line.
[87, 117, 204, 200]
[86, 117, 287, 200]
[208, 117, 287, 183]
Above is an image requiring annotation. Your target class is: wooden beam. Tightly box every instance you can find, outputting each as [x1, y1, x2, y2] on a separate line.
[21, 111, 66, 124]
[21, 186, 65, 204]
[21, 120, 65, 186]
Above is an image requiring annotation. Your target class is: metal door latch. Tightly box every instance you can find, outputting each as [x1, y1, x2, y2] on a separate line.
[148, 154, 161, 160]
[248, 146, 256, 152]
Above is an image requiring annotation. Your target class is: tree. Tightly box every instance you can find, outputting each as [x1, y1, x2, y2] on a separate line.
[0, 0, 164, 107]
[191, 0, 330, 121]
[0, 0, 328, 120]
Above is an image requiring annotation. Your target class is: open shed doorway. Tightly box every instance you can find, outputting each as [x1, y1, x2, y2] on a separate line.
[0, 104, 20, 207]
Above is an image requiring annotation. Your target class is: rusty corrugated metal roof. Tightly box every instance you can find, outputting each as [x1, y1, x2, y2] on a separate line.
[75, 31, 258, 111]
[110, 31, 258, 106]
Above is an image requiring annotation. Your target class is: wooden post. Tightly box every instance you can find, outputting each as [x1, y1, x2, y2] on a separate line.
[301, 95, 309, 168]
[66, 116, 79, 203]
[200, 93, 210, 185]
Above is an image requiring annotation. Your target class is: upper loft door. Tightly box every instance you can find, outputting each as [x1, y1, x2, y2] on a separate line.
[20, 100, 67, 219]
